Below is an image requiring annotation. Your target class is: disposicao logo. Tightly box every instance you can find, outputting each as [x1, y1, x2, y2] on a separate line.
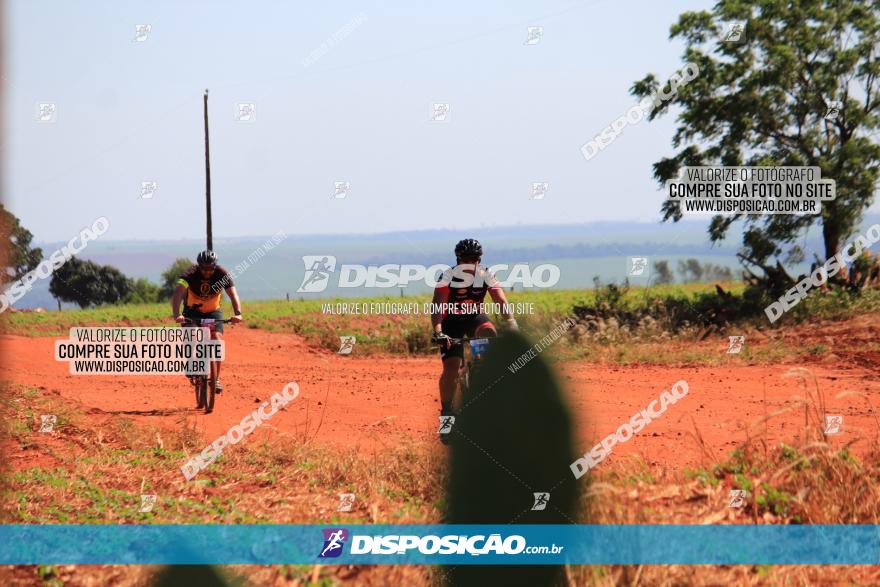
[298, 255, 337, 293]
[319, 528, 349, 558]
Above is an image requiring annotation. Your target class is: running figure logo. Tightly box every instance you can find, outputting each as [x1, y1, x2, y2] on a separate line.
[722, 21, 745, 43]
[728, 489, 748, 508]
[727, 336, 745, 354]
[824, 415, 843, 435]
[431, 102, 450, 122]
[438, 415, 455, 435]
[297, 255, 337, 293]
[139, 494, 157, 513]
[530, 182, 549, 200]
[319, 528, 349, 558]
[524, 26, 543, 45]
[333, 181, 351, 199]
[629, 257, 648, 276]
[338, 493, 355, 512]
[338, 336, 356, 355]
[140, 181, 158, 199]
[236, 102, 256, 123]
[36, 102, 57, 123]
[825, 100, 843, 121]
[133, 24, 152, 42]
[532, 492, 549, 511]
[39, 414, 57, 433]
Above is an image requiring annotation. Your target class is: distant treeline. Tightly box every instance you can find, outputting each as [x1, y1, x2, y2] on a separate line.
[652, 259, 735, 284]
[358, 243, 741, 266]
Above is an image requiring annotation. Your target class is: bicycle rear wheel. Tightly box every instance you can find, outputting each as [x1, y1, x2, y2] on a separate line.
[458, 367, 470, 397]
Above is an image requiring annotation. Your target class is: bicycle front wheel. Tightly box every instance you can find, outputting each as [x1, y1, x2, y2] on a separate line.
[205, 378, 216, 414]
[196, 378, 207, 409]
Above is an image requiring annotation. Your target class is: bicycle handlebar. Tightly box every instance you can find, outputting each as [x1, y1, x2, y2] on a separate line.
[433, 335, 494, 345]
[182, 318, 236, 326]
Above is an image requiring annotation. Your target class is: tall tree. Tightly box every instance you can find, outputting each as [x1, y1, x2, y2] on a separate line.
[160, 258, 193, 298]
[632, 0, 880, 281]
[653, 260, 676, 284]
[49, 257, 131, 308]
[125, 277, 161, 304]
[0, 204, 43, 283]
[678, 258, 706, 282]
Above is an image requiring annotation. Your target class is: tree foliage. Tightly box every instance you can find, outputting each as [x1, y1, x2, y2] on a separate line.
[160, 258, 193, 298]
[0, 204, 43, 283]
[677, 258, 734, 282]
[125, 278, 162, 304]
[653, 260, 676, 284]
[632, 0, 880, 281]
[49, 257, 132, 308]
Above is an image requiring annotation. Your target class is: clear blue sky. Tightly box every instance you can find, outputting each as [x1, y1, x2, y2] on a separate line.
[4, 0, 793, 243]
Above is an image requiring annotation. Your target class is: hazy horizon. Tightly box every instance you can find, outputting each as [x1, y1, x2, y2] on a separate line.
[14, 214, 868, 310]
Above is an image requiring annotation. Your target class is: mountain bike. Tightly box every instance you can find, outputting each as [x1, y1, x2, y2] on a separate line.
[434, 335, 494, 403]
[182, 318, 232, 414]
[450, 336, 492, 397]
[433, 335, 494, 444]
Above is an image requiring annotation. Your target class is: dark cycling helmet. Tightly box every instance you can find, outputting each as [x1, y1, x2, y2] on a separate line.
[454, 238, 483, 259]
[196, 250, 218, 266]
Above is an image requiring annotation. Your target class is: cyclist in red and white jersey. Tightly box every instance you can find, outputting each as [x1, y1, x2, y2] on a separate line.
[430, 239, 517, 420]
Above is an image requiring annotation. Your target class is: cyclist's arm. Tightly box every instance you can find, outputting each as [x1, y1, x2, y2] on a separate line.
[431, 286, 448, 333]
[225, 286, 242, 316]
[171, 282, 187, 318]
[488, 286, 513, 320]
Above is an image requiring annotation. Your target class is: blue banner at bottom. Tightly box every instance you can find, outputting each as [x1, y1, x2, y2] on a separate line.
[1, 525, 879, 565]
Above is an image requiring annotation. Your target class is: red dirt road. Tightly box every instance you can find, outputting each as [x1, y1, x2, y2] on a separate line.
[2, 327, 879, 470]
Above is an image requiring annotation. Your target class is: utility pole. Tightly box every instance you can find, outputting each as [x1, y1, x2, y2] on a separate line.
[204, 89, 213, 251]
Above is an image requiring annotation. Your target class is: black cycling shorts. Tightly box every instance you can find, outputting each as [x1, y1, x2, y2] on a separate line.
[183, 308, 225, 334]
[439, 314, 496, 360]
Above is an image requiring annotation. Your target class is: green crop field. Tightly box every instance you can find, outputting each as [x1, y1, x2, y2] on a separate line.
[0, 283, 727, 336]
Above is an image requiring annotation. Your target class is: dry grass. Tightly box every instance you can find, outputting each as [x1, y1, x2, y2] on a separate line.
[2, 369, 880, 585]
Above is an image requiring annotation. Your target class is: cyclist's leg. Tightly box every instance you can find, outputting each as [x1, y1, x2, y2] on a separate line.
[212, 331, 222, 382]
[180, 310, 198, 382]
[439, 316, 465, 413]
[472, 314, 497, 338]
[207, 310, 224, 388]
[440, 356, 461, 410]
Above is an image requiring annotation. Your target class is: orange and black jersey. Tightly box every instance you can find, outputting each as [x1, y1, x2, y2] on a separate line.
[177, 264, 233, 313]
